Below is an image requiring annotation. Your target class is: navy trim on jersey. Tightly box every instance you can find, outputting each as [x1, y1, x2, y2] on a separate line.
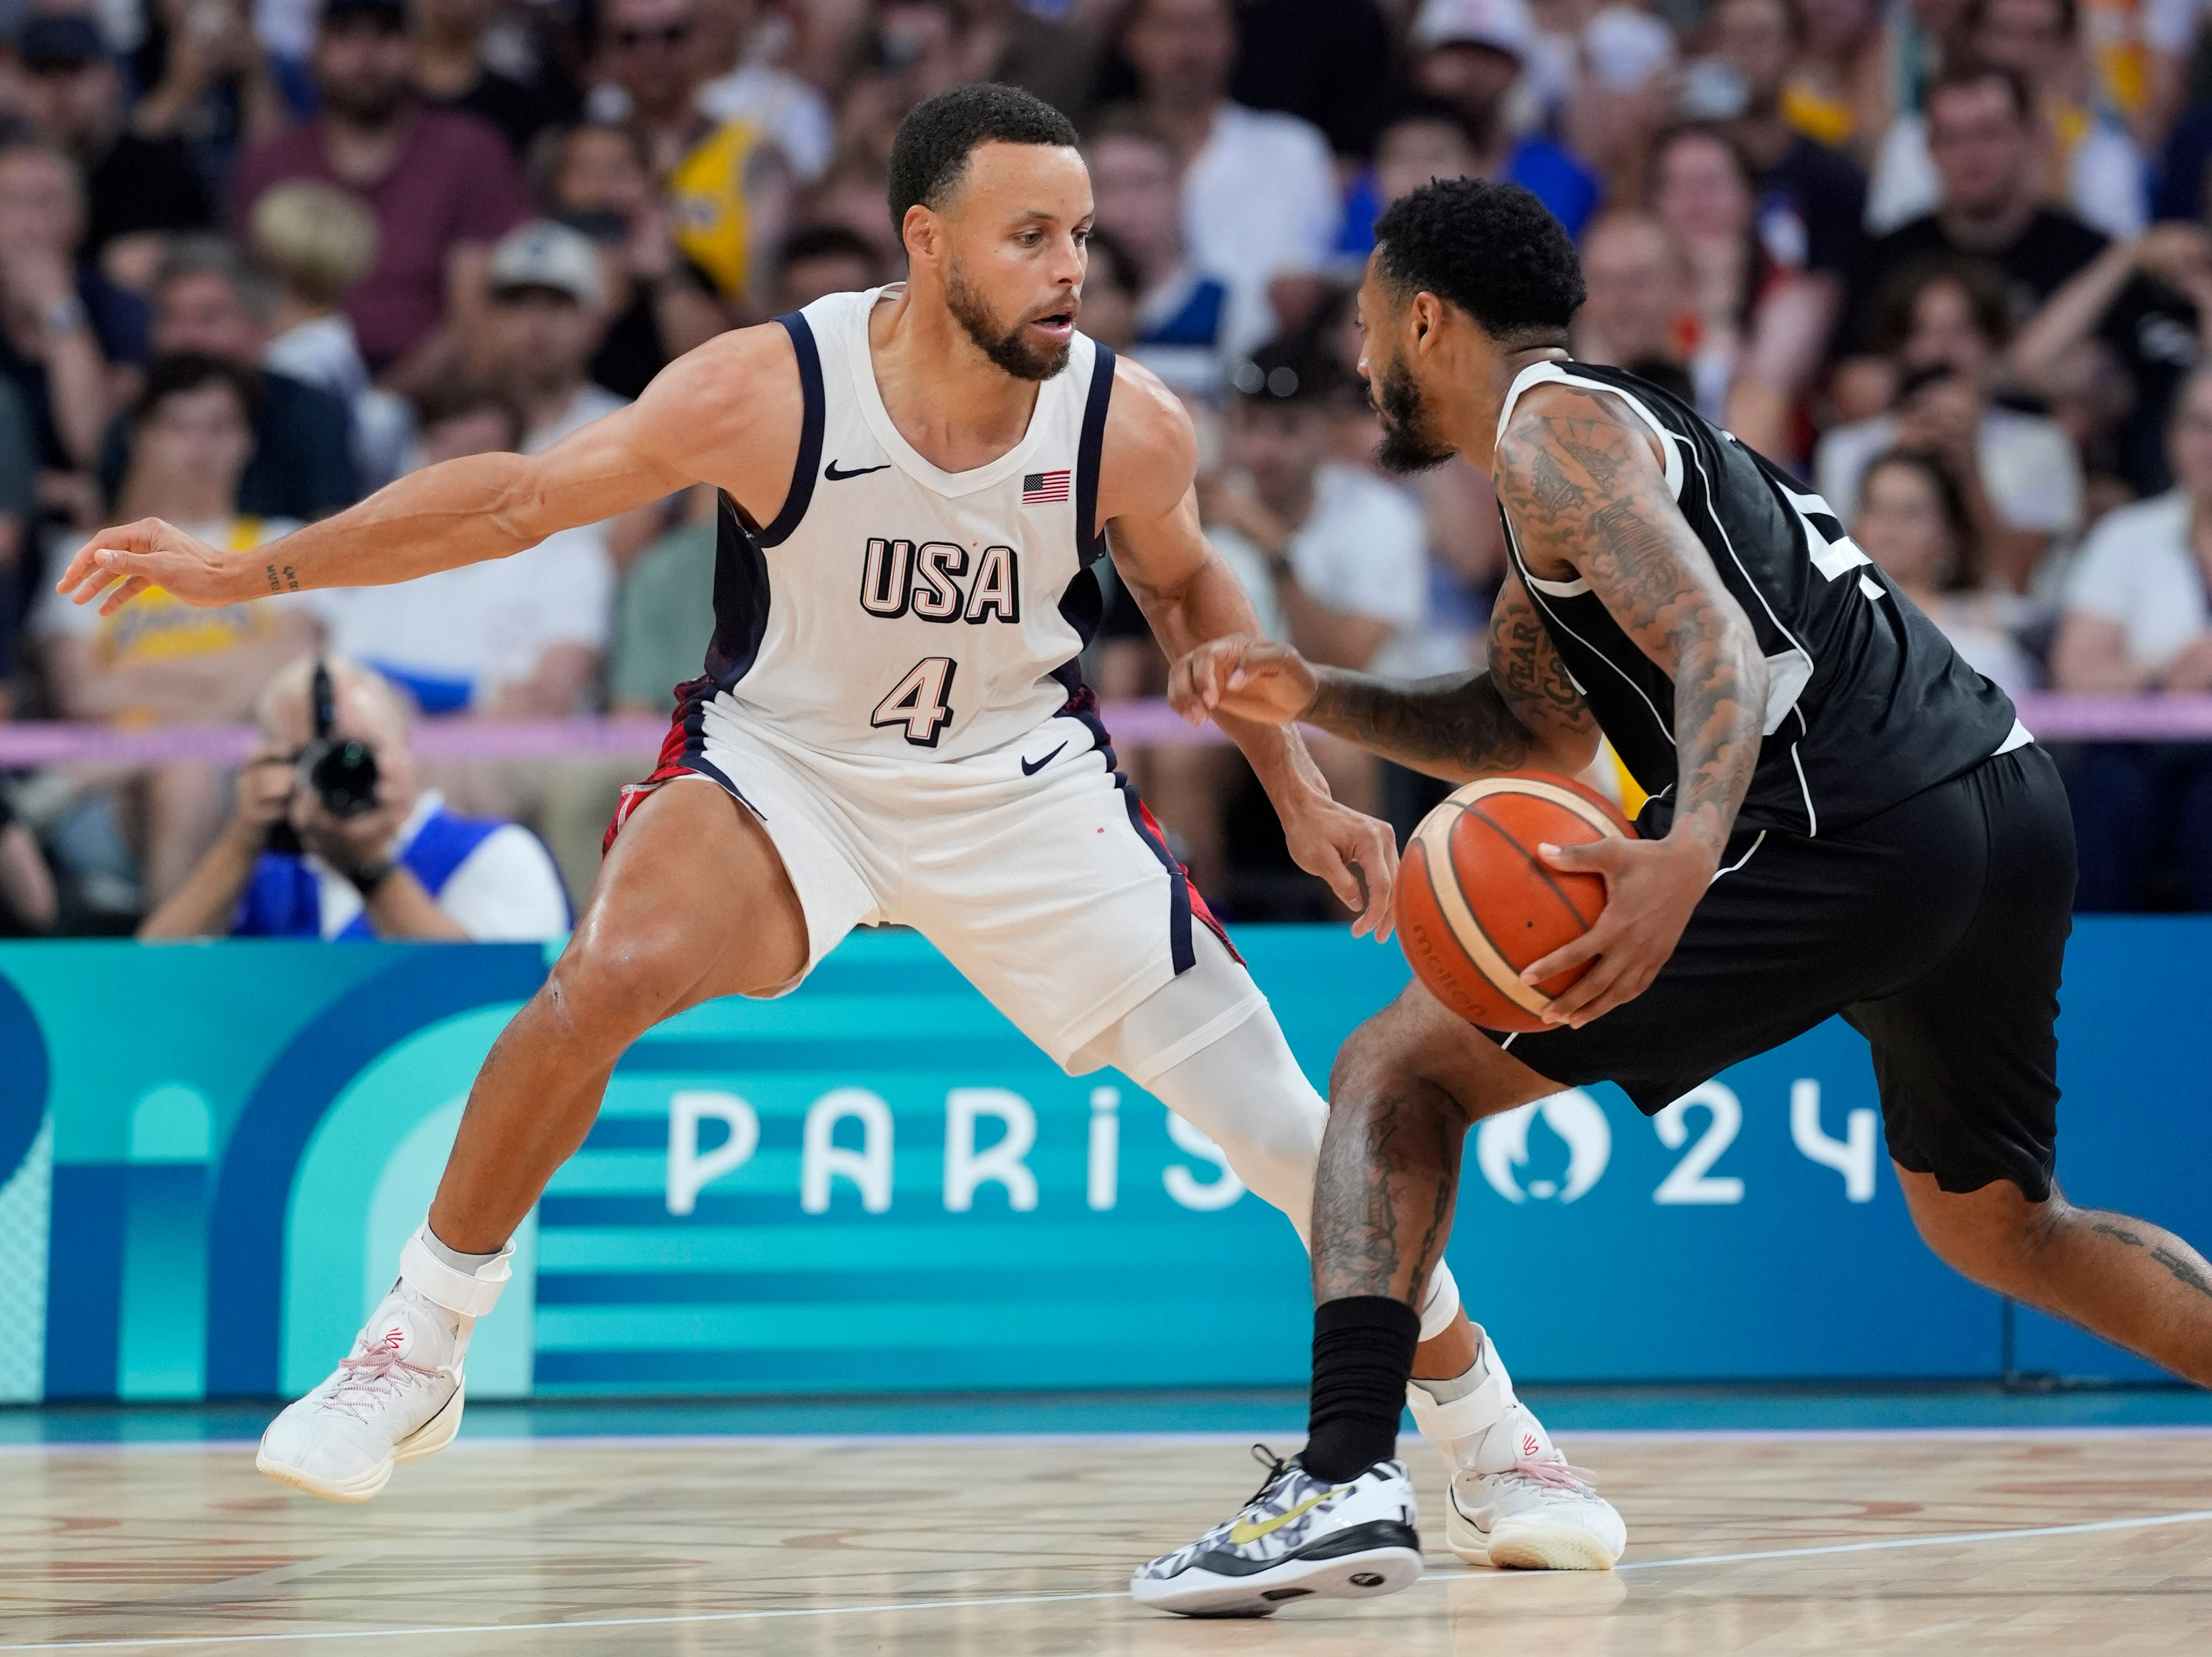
[707, 491, 771, 689]
[1075, 341, 1115, 564]
[1055, 692, 1196, 975]
[759, 311, 823, 547]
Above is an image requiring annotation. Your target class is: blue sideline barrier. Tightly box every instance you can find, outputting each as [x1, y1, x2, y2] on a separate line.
[0, 920, 2203, 1403]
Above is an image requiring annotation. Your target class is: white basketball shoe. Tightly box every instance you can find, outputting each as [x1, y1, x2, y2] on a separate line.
[1407, 1331, 1626, 1570]
[1131, 1447, 1423, 1618]
[257, 1227, 512, 1503]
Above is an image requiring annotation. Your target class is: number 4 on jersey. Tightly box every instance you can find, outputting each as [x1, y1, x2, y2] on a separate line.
[873, 656, 958, 747]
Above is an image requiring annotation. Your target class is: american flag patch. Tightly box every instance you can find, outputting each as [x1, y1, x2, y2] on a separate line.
[1022, 470, 1071, 504]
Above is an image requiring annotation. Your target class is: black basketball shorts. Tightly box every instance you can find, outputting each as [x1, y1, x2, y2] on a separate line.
[1495, 744, 2075, 1201]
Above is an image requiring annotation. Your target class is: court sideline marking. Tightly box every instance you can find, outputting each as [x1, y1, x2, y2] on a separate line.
[5, 1505, 2211, 1652]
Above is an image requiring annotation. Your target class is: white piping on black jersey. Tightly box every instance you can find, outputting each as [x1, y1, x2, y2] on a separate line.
[1678, 436, 1822, 836]
[1710, 829, 1767, 883]
[1499, 510, 1677, 749]
[1496, 361, 1686, 501]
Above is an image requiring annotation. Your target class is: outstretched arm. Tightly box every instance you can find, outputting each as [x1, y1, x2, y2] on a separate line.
[56, 324, 805, 616]
[1101, 359, 1398, 939]
[1490, 381, 1767, 1024]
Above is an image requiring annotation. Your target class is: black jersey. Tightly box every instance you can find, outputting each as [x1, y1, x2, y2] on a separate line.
[1495, 360, 2023, 837]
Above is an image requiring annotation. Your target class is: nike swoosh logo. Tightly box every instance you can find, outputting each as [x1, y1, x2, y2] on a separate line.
[1228, 1487, 1342, 1545]
[1020, 743, 1066, 777]
[823, 460, 891, 481]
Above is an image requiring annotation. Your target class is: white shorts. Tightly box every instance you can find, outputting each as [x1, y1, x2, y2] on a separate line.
[611, 691, 1262, 1074]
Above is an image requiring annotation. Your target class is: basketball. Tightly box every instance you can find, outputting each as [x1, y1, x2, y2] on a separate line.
[1397, 773, 1638, 1033]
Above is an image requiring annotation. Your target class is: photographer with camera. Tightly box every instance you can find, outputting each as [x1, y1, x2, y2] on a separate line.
[138, 654, 571, 941]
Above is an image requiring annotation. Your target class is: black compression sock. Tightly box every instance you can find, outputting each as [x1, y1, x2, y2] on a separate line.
[1301, 1295, 1421, 1482]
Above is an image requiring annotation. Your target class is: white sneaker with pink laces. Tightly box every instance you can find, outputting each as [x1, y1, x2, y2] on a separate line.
[1406, 1330, 1626, 1570]
[256, 1227, 511, 1503]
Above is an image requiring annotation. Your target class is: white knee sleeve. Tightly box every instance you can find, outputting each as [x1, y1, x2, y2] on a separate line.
[1144, 1001, 1326, 1238]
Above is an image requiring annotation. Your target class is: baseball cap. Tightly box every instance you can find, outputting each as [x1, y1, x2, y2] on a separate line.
[487, 220, 606, 308]
[1412, 0, 1536, 59]
[18, 15, 106, 72]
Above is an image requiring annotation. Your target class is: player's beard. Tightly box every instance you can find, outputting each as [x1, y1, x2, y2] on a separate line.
[946, 260, 1071, 383]
[1369, 357, 1456, 475]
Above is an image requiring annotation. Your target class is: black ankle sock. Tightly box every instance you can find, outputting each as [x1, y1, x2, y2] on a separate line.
[1302, 1295, 1421, 1482]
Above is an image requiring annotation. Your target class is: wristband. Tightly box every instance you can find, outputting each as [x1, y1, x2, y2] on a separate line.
[347, 858, 396, 897]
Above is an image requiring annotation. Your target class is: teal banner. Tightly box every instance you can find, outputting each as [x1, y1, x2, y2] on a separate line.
[1, 923, 2205, 1402]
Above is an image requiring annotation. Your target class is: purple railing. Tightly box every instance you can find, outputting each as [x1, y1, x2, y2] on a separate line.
[0, 694, 2203, 767]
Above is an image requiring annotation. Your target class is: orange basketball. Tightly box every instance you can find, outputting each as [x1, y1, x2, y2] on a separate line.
[1397, 772, 1637, 1033]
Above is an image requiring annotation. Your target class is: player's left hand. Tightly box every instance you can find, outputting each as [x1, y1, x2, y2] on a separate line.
[1282, 795, 1398, 943]
[1519, 835, 1713, 1027]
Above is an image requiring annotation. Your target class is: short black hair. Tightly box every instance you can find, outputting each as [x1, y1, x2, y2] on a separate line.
[132, 352, 266, 427]
[1870, 253, 2014, 355]
[888, 82, 1081, 233]
[1926, 57, 2034, 122]
[1371, 177, 1583, 345]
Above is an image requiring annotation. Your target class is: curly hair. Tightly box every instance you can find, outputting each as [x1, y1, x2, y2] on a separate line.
[888, 83, 1081, 234]
[1371, 178, 1585, 345]
[1870, 253, 2015, 357]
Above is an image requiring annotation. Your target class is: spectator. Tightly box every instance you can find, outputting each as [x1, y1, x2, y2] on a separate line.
[606, 485, 717, 715]
[1820, 256, 2082, 588]
[799, 153, 905, 271]
[316, 378, 612, 718]
[951, 0, 1107, 138]
[1783, 0, 1891, 159]
[231, 0, 531, 386]
[0, 791, 58, 934]
[129, 0, 288, 203]
[1396, 0, 1601, 239]
[772, 224, 883, 312]
[1120, 0, 1342, 355]
[0, 381, 40, 708]
[1853, 447, 2044, 693]
[0, 142, 144, 476]
[1705, 0, 1870, 289]
[1229, 0, 1397, 160]
[2009, 220, 2212, 498]
[413, 0, 579, 158]
[690, 0, 838, 182]
[1570, 209, 1698, 406]
[592, 0, 794, 312]
[1648, 122, 1833, 463]
[98, 237, 360, 522]
[34, 355, 316, 905]
[2051, 362, 2212, 909]
[539, 123, 728, 401]
[1087, 110, 1234, 395]
[1867, 0, 2148, 237]
[16, 15, 214, 288]
[485, 222, 627, 453]
[139, 654, 571, 940]
[1078, 226, 1141, 351]
[836, 0, 971, 165]
[250, 181, 414, 489]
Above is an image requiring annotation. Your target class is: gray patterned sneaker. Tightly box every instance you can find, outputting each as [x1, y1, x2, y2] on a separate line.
[1130, 1446, 1423, 1618]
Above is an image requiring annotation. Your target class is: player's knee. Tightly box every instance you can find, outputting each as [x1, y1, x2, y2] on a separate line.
[1328, 997, 1459, 1122]
[1905, 1173, 2064, 1292]
[542, 934, 687, 1051]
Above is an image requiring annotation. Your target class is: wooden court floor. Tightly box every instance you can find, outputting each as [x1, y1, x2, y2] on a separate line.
[4, 1429, 2211, 1653]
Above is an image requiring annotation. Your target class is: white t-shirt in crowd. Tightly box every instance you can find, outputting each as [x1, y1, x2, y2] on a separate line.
[1864, 111, 2148, 239]
[300, 790, 571, 941]
[1816, 407, 2084, 538]
[2062, 489, 2212, 671]
[695, 63, 835, 183]
[1182, 103, 1343, 358]
[1209, 463, 1430, 679]
[526, 383, 628, 454]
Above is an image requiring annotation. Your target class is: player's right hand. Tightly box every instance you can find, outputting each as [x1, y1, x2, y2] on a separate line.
[53, 518, 246, 617]
[1168, 635, 1319, 727]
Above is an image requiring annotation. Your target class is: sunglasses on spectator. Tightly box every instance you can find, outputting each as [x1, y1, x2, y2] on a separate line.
[615, 22, 691, 47]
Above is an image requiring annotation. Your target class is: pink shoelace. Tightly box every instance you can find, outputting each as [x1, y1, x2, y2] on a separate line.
[322, 1347, 441, 1424]
[1503, 1450, 1599, 1493]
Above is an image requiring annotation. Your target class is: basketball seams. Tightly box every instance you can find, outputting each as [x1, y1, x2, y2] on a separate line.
[1448, 774, 1631, 841]
[1410, 810, 1551, 1019]
[1462, 804, 1597, 932]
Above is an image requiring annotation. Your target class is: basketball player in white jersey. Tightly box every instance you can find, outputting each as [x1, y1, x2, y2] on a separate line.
[55, 85, 1621, 1569]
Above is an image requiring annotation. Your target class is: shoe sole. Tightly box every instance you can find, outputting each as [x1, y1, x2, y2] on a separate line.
[1131, 1522, 1423, 1618]
[255, 1386, 466, 1504]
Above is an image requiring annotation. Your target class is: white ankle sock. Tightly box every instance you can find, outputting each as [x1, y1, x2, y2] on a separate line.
[421, 1227, 507, 1275]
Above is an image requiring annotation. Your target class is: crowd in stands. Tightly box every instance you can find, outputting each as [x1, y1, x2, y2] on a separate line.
[0, 0, 2207, 935]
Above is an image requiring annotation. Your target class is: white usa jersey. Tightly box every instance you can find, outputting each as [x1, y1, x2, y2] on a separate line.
[685, 286, 1115, 763]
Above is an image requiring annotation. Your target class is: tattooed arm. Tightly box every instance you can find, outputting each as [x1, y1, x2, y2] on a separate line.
[1498, 383, 1768, 1026]
[1169, 565, 1599, 782]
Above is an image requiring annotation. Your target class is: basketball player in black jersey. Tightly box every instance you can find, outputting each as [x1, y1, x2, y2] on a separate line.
[1130, 178, 2212, 1617]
